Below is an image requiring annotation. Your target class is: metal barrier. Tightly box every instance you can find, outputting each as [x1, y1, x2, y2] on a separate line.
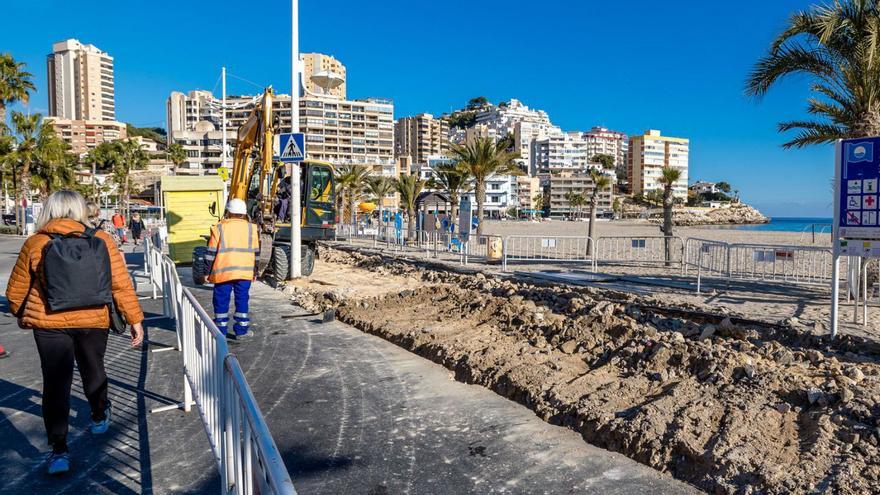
[143, 244, 296, 494]
[594, 236, 684, 267]
[502, 236, 596, 272]
[683, 238, 730, 293]
[728, 243, 833, 286]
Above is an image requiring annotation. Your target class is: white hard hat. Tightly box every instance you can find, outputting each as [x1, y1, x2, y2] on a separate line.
[226, 199, 247, 215]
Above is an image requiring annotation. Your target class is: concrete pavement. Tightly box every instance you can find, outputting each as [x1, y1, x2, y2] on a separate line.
[0, 235, 699, 494]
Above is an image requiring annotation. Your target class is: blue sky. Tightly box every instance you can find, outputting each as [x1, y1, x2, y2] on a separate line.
[1, 0, 835, 217]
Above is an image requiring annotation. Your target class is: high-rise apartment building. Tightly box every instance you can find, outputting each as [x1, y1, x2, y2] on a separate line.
[394, 113, 449, 165]
[628, 129, 689, 199]
[531, 132, 594, 177]
[584, 126, 628, 173]
[301, 53, 346, 99]
[47, 39, 115, 121]
[545, 171, 614, 218]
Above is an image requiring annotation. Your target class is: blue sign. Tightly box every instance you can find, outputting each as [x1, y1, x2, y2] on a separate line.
[839, 137, 880, 238]
[278, 133, 305, 163]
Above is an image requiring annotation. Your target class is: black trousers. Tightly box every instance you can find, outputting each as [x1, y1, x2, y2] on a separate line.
[33, 328, 110, 453]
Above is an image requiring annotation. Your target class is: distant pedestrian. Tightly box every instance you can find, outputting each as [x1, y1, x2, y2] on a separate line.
[128, 213, 145, 246]
[85, 201, 106, 230]
[206, 199, 259, 342]
[6, 190, 144, 475]
[111, 211, 126, 244]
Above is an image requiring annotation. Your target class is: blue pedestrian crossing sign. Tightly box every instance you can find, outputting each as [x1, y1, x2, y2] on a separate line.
[278, 133, 305, 163]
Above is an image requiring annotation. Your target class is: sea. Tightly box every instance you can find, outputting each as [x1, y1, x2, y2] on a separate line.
[706, 217, 833, 233]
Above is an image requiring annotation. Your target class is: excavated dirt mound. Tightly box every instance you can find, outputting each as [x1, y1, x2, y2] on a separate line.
[283, 246, 880, 494]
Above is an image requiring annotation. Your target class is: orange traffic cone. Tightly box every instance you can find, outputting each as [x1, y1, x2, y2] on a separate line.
[0, 343, 8, 358]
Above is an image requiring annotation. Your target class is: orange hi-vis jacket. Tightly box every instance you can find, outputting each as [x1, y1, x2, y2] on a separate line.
[206, 218, 260, 284]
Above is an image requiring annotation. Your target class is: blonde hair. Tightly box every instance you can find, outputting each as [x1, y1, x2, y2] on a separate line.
[36, 190, 89, 230]
[85, 201, 100, 227]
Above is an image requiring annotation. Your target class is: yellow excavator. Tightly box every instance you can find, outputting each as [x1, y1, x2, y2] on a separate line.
[191, 87, 336, 285]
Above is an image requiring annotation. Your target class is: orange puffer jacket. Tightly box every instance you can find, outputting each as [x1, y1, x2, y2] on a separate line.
[6, 218, 145, 329]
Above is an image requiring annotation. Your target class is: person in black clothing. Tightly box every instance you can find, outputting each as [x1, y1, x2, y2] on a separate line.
[128, 213, 145, 245]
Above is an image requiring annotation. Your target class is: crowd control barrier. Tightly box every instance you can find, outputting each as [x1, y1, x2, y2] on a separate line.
[141, 243, 296, 495]
[502, 235, 596, 272]
[594, 235, 684, 268]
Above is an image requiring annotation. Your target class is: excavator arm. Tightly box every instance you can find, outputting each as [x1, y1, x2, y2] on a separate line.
[229, 87, 276, 202]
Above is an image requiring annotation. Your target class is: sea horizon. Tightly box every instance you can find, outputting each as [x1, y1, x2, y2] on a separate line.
[706, 216, 833, 233]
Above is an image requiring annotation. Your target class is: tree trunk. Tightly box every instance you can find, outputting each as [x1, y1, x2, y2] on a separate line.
[19, 168, 30, 236]
[407, 210, 415, 241]
[663, 186, 673, 267]
[0, 104, 6, 128]
[587, 193, 598, 256]
[349, 194, 357, 227]
[475, 180, 485, 237]
[378, 204, 384, 232]
[450, 194, 459, 233]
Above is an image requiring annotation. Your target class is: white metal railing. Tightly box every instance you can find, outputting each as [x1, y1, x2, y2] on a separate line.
[683, 238, 730, 293]
[728, 243, 833, 286]
[143, 244, 296, 494]
[502, 235, 596, 272]
[594, 235, 684, 267]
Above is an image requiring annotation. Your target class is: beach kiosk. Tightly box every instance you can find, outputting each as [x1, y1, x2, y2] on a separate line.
[161, 176, 225, 264]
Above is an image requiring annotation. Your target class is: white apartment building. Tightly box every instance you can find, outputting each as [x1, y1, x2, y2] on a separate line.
[47, 39, 116, 121]
[166, 90, 395, 175]
[474, 99, 553, 137]
[531, 132, 594, 176]
[584, 126, 628, 171]
[515, 120, 562, 172]
[462, 175, 518, 217]
[628, 129, 689, 199]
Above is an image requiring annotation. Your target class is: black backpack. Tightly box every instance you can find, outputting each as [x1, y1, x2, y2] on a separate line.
[41, 226, 113, 311]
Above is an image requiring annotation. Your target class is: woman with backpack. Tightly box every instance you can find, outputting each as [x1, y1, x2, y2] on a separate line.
[5, 190, 144, 475]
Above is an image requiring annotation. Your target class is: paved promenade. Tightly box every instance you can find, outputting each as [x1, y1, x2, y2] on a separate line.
[0, 236, 697, 494]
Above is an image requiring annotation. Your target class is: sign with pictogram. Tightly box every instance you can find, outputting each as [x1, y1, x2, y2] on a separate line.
[838, 137, 880, 239]
[277, 133, 305, 163]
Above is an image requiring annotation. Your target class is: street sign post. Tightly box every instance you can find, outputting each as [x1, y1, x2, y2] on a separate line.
[277, 132, 305, 280]
[832, 137, 880, 336]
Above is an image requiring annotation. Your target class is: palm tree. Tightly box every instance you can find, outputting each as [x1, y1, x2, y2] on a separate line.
[30, 131, 72, 199]
[532, 193, 545, 218]
[7, 112, 48, 233]
[563, 190, 584, 220]
[115, 140, 149, 219]
[587, 169, 612, 255]
[335, 164, 370, 226]
[0, 54, 35, 124]
[658, 166, 683, 265]
[449, 137, 521, 236]
[365, 175, 395, 229]
[428, 164, 472, 230]
[746, 1, 880, 146]
[165, 143, 187, 173]
[394, 174, 425, 240]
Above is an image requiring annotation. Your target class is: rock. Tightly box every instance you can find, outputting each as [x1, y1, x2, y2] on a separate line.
[846, 366, 866, 383]
[841, 431, 860, 444]
[806, 388, 824, 405]
[806, 350, 824, 366]
[777, 403, 791, 414]
[699, 324, 716, 340]
[670, 332, 686, 343]
[775, 350, 795, 365]
[719, 317, 735, 330]
[559, 340, 578, 354]
[743, 364, 756, 379]
[840, 388, 855, 404]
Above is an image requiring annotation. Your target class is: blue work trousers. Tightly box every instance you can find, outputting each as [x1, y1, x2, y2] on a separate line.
[213, 280, 252, 336]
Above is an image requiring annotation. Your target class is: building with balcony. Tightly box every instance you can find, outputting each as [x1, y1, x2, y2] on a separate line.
[544, 171, 614, 218]
[394, 113, 449, 165]
[583, 126, 628, 173]
[301, 53, 346, 99]
[628, 129, 689, 199]
[45, 118, 127, 156]
[531, 132, 595, 177]
[47, 39, 115, 121]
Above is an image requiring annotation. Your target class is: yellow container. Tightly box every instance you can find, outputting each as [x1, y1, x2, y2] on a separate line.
[161, 176, 225, 264]
[487, 235, 503, 262]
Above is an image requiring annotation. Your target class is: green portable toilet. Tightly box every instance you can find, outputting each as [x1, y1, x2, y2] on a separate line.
[161, 176, 225, 264]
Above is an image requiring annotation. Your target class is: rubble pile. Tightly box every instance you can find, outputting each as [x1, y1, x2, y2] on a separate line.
[285, 247, 880, 494]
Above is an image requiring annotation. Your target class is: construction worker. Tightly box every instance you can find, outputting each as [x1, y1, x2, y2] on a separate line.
[205, 199, 260, 341]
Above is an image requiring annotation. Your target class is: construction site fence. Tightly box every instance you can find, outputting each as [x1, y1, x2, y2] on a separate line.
[141, 240, 296, 495]
[683, 237, 840, 293]
[593, 236, 684, 268]
[502, 235, 596, 272]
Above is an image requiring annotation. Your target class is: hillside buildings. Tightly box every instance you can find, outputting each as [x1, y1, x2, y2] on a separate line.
[46, 39, 126, 155]
[394, 113, 449, 165]
[584, 126, 628, 173]
[628, 129, 689, 199]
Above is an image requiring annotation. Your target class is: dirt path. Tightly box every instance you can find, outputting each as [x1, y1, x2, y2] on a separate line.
[282, 246, 880, 494]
